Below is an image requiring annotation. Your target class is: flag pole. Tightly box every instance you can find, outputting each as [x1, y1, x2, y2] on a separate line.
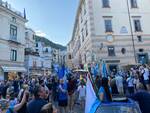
[87, 72, 99, 99]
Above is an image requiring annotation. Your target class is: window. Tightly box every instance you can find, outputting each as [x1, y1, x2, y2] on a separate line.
[137, 36, 142, 42]
[12, 17, 16, 23]
[84, 54, 86, 62]
[130, 0, 138, 8]
[33, 61, 37, 67]
[68, 54, 72, 59]
[81, 14, 83, 23]
[139, 48, 144, 52]
[10, 24, 17, 40]
[32, 35, 35, 40]
[36, 49, 38, 52]
[45, 48, 48, 52]
[105, 20, 113, 32]
[108, 46, 115, 56]
[134, 20, 142, 32]
[102, 0, 110, 8]
[85, 21, 88, 37]
[36, 43, 38, 47]
[41, 61, 44, 67]
[10, 49, 17, 61]
[84, 3, 86, 15]
[121, 48, 126, 54]
[81, 29, 84, 42]
[25, 32, 28, 37]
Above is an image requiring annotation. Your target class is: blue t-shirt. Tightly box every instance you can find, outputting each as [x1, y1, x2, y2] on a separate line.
[6, 106, 14, 113]
[98, 86, 112, 102]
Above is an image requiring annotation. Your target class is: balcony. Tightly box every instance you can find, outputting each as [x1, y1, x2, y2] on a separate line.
[10, 35, 17, 41]
[8, 35, 21, 44]
[25, 48, 39, 56]
[105, 29, 113, 33]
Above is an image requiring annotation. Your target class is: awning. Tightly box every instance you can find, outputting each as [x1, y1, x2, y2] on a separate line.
[1, 66, 27, 72]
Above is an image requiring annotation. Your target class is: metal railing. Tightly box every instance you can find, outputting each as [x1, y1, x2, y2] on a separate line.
[10, 35, 17, 41]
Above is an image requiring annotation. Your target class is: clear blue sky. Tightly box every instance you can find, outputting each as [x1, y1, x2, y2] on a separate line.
[4, 0, 79, 46]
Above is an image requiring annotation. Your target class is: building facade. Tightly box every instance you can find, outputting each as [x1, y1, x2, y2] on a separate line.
[59, 49, 67, 65]
[0, 1, 27, 80]
[68, 0, 150, 71]
[25, 28, 35, 50]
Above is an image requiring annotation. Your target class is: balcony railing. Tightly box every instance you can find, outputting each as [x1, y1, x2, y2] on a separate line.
[10, 35, 17, 41]
[8, 35, 21, 44]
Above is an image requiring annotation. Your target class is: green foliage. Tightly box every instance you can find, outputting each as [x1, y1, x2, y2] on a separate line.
[34, 35, 67, 50]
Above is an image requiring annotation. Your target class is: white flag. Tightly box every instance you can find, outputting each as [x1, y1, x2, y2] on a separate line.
[85, 75, 100, 113]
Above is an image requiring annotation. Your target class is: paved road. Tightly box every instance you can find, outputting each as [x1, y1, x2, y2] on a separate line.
[53, 101, 84, 113]
[73, 104, 84, 113]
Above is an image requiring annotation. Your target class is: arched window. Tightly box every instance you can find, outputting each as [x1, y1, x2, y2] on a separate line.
[121, 48, 126, 54]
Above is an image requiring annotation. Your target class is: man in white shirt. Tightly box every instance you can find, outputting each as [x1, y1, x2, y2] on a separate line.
[77, 82, 86, 109]
[127, 75, 134, 95]
[143, 65, 150, 91]
[115, 74, 124, 95]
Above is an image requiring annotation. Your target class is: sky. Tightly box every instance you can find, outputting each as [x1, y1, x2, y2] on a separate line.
[3, 0, 79, 46]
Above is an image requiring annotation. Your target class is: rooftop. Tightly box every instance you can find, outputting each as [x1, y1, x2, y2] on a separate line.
[0, 0, 27, 20]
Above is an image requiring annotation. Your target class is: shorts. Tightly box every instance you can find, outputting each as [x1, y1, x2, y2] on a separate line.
[58, 100, 68, 107]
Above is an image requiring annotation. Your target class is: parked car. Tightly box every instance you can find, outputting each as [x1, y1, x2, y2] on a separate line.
[95, 97, 141, 113]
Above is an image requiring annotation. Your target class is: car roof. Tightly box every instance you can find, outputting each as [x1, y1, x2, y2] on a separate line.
[101, 98, 136, 107]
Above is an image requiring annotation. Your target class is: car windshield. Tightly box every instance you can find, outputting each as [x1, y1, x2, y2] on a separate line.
[96, 105, 139, 113]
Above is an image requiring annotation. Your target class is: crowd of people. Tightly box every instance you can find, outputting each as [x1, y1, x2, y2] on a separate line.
[0, 64, 149, 113]
[96, 64, 150, 113]
[0, 73, 86, 113]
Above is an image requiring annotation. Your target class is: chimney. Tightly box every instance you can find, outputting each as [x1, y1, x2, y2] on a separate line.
[24, 8, 26, 19]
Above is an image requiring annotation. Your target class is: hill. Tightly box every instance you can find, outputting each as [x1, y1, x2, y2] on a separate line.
[34, 35, 67, 50]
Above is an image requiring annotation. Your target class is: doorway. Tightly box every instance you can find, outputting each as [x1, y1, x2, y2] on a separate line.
[137, 53, 148, 64]
[109, 64, 118, 74]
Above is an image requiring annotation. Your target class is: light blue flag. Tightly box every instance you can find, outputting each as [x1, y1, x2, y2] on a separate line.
[90, 99, 101, 113]
[85, 75, 100, 113]
[91, 64, 99, 77]
[102, 62, 107, 77]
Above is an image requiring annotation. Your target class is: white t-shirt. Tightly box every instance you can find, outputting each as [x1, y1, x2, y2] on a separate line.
[115, 76, 123, 87]
[143, 68, 150, 80]
[77, 85, 86, 98]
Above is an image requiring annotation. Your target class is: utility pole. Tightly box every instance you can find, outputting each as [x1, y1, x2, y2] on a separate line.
[126, 0, 137, 64]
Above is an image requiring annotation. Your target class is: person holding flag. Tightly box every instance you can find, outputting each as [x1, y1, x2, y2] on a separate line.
[85, 73, 100, 113]
[98, 77, 112, 102]
[85, 72, 112, 113]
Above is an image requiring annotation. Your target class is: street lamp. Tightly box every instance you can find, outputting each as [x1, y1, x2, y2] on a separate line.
[126, 0, 137, 63]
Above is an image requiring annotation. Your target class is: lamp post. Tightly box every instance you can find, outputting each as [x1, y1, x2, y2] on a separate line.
[126, 0, 137, 64]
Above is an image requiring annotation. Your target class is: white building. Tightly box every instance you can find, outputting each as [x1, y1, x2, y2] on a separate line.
[68, 0, 150, 71]
[59, 49, 67, 65]
[0, 1, 27, 80]
[24, 54, 43, 76]
[24, 28, 44, 76]
[35, 41, 52, 75]
[42, 46, 52, 75]
[25, 28, 35, 49]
